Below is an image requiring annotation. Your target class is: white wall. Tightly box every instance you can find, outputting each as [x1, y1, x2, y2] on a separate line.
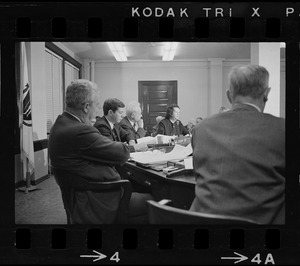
[94, 59, 286, 124]
[280, 61, 286, 118]
[30, 42, 48, 182]
[251, 43, 281, 117]
[94, 61, 209, 125]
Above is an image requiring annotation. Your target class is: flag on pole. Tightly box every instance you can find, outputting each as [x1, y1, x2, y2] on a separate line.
[19, 43, 35, 191]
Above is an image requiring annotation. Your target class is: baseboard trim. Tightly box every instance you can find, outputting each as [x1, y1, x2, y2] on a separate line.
[15, 174, 50, 188]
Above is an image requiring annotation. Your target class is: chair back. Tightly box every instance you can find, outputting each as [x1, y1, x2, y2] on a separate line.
[147, 200, 259, 224]
[51, 167, 132, 224]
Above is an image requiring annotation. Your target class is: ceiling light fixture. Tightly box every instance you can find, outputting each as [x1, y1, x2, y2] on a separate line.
[106, 42, 127, 61]
[162, 42, 178, 61]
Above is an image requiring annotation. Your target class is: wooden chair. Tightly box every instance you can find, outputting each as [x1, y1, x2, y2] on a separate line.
[147, 200, 259, 225]
[51, 167, 132, 224]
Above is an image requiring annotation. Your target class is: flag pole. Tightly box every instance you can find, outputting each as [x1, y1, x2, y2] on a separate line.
[25, 157, 31, 193]
[18, 154, 39, 193]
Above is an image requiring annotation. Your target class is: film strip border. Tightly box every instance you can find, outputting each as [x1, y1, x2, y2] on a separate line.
[11, 16, 292, 40]
[11, 227, 281, 250]
[0, 2, 299, 40]
[0, 226, 291, 264]
[0, 1, 300, 264]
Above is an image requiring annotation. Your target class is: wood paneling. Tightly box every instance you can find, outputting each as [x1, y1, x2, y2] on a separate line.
[138, 81, 177, 135]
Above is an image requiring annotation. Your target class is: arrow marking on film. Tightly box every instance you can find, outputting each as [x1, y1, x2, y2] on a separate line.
[221, 252, 248, 264]
[80, 250, 107, 262]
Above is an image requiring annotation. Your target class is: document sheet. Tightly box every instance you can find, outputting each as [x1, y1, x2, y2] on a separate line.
[130, 143, 193, 165]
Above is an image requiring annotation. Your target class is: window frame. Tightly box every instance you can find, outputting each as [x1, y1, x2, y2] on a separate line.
[45, 42, 82, 134]
[45, 42, 82, 107]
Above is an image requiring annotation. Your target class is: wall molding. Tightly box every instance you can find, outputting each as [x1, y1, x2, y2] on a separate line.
[15, 174, 50, 188]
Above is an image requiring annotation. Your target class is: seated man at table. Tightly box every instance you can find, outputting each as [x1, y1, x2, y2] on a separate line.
[119, 100, 146, 142]
[156, 104, 189, 137]
[94, 98, 135, 145]
[49, 80, 153, 224]
[94, 98, 148, 152]
[190, 65, 285, 224]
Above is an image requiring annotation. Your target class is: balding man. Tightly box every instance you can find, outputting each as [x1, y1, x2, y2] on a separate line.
[190, 65, 285, 224]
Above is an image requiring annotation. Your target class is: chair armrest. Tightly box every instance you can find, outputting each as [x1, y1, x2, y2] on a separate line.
[158, 199, 173, 206]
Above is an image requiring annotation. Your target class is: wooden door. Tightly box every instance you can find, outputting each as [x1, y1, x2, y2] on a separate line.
[138, 81, 177, 135]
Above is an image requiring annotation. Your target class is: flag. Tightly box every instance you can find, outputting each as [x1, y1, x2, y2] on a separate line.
[20, 43, 35, 181]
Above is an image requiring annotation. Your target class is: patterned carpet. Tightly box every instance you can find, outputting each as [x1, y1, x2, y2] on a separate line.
[15, 175, 67, 224]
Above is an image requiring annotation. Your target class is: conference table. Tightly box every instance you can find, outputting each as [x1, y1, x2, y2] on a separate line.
[118, 161, 196, 210]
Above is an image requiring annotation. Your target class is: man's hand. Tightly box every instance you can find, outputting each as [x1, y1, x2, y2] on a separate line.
[137, 118, 144, 129]
[128, 140, 136, 146]
[133, 142, 148, 152]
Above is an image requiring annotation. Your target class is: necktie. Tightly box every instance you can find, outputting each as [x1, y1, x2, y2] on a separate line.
[112, 127, 119, 141]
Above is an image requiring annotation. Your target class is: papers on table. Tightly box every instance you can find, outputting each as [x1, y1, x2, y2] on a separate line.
[184, 157, 193, 169]
[136, 136, 157, 144]
[156, 134, 175, 144]
[130, 143, 193, 165]
[136, 134, 175, 145]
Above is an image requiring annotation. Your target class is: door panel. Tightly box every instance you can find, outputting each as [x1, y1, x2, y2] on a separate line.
[149, 103, 168, 112]
[148, 90, 168, 99]
[138, 81, 177, 135]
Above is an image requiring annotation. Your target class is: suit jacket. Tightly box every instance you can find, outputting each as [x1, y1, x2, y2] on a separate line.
[190, 104, 285, 224]
[94, 116, 133, 143]
[49, 112, 130, 224]
[156, 118, 189, 136]
[94, 116, 136, 153]
[119, 116, 146, 142]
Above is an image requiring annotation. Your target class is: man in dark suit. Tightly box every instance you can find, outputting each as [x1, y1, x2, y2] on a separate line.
[49, 80, 153, 224]
[94, 98, 147, 152]
[93, 98, 135, 145]
[119, 100, 146, 142]
[190, 65, 285, 224]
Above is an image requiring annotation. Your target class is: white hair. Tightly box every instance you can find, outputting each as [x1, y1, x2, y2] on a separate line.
[126, 101, 141, 117]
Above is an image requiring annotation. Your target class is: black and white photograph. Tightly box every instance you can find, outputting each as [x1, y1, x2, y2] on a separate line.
[14, 41, 286, 225]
